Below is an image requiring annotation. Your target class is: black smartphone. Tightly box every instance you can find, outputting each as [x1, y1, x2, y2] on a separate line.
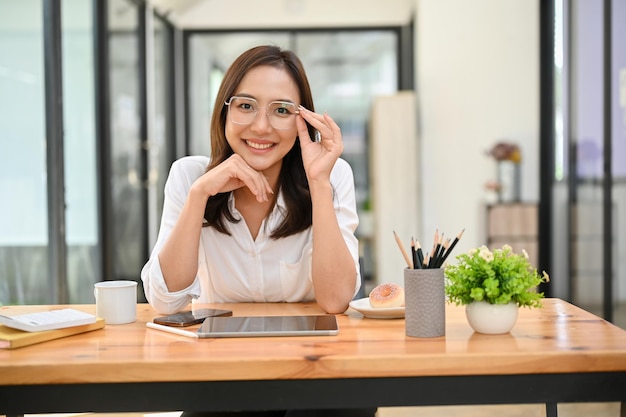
[153, 308, 232, 327]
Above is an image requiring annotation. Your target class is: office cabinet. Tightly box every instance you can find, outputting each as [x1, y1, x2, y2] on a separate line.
[486, 203, 538, 264]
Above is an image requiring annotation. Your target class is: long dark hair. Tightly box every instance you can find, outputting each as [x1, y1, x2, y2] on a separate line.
[203, 45, 316, 238]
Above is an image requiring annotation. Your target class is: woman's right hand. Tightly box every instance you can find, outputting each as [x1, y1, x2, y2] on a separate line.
[190, 154, 273, 203]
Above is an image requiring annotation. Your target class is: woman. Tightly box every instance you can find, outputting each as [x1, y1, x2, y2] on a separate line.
[141, 44, 362, 318]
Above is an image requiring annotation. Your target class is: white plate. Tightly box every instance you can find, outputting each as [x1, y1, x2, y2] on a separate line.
[349, 298, 405, 319]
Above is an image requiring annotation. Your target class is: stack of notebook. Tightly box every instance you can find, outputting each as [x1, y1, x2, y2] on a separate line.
[0, 308, 105, 349]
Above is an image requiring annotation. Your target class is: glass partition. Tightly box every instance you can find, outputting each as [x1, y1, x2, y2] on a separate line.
[552, 0, 626, 328]
[62, 0, 99, 302]
[108, 0, 145, 281]
[150, 14, 175, 246]
[0, 0, 49, 304]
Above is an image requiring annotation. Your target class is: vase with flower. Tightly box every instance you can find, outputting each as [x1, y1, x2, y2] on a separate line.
[486, 141, 521, 203]
[445, 245, 549, 334]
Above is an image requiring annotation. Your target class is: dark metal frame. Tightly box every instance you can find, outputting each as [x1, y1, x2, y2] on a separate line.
[601, 0, 613, 322]
[564, 0, 575, 306]
[2, 373, 625, 417]
[181, 25, 191, 155]
[43, 0, 68, 303]
[172, 26, 187, 159]
[398, 21, 415, 91]
[137, 1, 150, 271]
[93, 0, 112, 284]
[159, 15, 178, 165]
[538, 0, 555, 298]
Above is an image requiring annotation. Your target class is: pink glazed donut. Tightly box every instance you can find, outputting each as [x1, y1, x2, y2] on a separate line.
[369, 283, 405, 308]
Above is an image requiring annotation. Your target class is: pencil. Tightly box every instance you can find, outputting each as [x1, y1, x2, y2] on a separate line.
[428, 229, 439, 268]
[415, 240, 425, 267]
[440, 228, 465, 265]
[433, 233, 445, 266]
[411, 237, 421, 269]
[393, 231, 414, 269]
[435, 238, 451, 268]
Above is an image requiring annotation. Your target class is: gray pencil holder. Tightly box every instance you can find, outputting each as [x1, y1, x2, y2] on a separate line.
[404, 268, 446, 338]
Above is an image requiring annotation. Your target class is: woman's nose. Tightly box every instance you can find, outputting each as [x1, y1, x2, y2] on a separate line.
[249, 110, 273, 133]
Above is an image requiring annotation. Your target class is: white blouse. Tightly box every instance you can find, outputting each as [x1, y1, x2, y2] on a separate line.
[141, 155, 361, 314]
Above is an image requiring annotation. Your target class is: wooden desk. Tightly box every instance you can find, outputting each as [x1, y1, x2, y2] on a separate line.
[1, 299, 625, 416]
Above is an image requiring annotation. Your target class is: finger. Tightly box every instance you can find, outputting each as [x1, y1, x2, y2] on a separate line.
[298, 105, 325, 122]
[298, 106, 331, 135]
[257, 171, 274, 200]
[322, 113, 342, 144]
[229, 156, 272, 202]
[243, 166, 272, 202]
[295, 114, 311, 143]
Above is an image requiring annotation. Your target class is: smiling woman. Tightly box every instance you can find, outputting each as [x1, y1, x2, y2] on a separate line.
[186, 31, 400, 297]
[140, 41, 372, 417]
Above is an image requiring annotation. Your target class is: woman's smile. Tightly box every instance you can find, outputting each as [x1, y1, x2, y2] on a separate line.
[244, 139, 275, 150]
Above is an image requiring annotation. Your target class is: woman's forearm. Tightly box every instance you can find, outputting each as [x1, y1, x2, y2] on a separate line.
[158, 187, 208, 292]
[309, 179, 357, 314]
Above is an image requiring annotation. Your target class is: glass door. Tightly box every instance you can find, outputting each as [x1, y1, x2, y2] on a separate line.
[63, 0, 99, 302]
[551, 0, 626, 328]
[0, 0, 49, 304]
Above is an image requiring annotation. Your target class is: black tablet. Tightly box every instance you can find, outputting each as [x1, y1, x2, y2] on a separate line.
[197, 315, 339, 338]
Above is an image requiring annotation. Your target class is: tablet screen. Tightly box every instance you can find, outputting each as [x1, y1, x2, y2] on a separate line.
[197, 315, 338, 338]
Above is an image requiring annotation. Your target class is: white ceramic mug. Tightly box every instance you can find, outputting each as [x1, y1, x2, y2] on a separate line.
[94, 280, 137, 324]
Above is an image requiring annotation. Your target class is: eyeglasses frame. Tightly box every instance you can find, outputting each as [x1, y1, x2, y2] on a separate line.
[224, 96, 300, 130]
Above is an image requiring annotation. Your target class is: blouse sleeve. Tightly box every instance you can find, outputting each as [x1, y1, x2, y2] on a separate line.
[140, 156, 207, 314]
[330, 158, 362, 297]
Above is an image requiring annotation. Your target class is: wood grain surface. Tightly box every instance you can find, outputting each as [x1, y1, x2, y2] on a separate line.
[1, 299, 625, 386]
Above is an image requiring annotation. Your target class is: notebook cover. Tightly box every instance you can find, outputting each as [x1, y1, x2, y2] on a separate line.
[0, 317, 105, 349]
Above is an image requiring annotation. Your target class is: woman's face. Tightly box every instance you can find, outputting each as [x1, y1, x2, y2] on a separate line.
[225, 65, 300, 181]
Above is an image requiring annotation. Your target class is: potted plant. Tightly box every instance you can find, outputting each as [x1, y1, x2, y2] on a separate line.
[444, 244, 549, 334]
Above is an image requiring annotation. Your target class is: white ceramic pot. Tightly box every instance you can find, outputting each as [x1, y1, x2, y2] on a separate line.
[465, 301, 519, 334]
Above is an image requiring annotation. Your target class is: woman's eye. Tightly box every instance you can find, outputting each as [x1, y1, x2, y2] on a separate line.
[272, 104, 295, 117]
[240, 103, 254, 111]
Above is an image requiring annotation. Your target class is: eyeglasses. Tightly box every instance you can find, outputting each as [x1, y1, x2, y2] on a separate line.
[225, 96, 300, 130]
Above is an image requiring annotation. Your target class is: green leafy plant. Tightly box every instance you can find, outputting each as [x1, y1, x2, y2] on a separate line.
[445, 244, 549, 308]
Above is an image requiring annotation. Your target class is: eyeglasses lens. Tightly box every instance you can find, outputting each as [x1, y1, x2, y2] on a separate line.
[227, 97, 297, 130]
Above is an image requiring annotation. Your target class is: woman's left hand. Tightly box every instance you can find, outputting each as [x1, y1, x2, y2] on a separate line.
[296, 106, 343, 181]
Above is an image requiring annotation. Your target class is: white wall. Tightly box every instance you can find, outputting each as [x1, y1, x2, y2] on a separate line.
[415, 0, 539, 257]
